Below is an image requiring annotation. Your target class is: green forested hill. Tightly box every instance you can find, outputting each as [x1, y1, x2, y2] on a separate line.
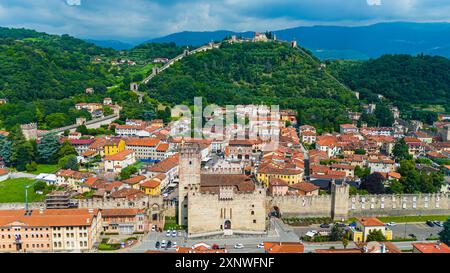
[0, 28, 115, 101]
[328, 54, 450, 111]
[143, 42, 359, 132]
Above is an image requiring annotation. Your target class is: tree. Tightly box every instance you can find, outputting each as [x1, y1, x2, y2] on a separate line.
[25, 161, 38, 172]
[366, 229, 386, 242]
[45, 113, 70, 129]
[330, 224, 345, 241]
[33, 180, 47, 193]
[342, 237, 349, 249]
[374, 103, 394, 127]
[76, 125, 89, 135]
[58, 141, 77, 158]
[37, 134, 61, 164]
[388, 179, 404, 194]
[355, 148, 366, 155]
[58, 155, 79, 171]
[354, 166, 370, 179]
[439, 218, 450, 245]
[0, 135, 12, 166]
[9, 126, 34, 171]
[361, 172, 386, 194]
[120, 166, 138, 180]
[393, 138, 411, 161]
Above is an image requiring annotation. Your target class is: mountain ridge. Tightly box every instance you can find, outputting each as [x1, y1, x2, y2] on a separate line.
[140, 22, 450, 60]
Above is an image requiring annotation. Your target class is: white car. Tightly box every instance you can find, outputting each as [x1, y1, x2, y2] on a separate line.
[172, 230, 177, 237]
[166, 230, 171, 237]
[234, 243, 244, 249]
[386, 222, 397, 226]
[151, 225, 156, 232]
[172, 242, 178, 248]
[257, 243, 264, 249]
[161, 240, 166, 248]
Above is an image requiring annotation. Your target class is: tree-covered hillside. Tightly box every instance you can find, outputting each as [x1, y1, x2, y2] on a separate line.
[328, 54, 450, 111]
[0, 27, 115, 101]
[143, 42, 359, 132]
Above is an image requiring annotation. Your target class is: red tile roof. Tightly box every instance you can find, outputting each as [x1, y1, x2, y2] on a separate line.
[412, 243, 450, 253]
[357, 217, 385, 227]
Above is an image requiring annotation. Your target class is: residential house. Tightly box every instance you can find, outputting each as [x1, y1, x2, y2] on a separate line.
[104, 150, 136, 174]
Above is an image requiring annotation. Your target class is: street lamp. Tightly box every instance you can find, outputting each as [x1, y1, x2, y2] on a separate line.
[25, 180, 38, 211]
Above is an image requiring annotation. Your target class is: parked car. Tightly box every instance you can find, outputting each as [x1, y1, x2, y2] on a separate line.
[434, 221, 444, 227]
[172, 242, 178, 248]
[257, 243, 265, 249]
[167, 241, 172, 248]
[151, 225, 156, 232]
[386, 222, 397, 226]
[426, 220, 435, 227]
[320, 223, 330, 229]
[172, 230, 177, 237]
[155, 241, 160, 249]
[160, 240, 166, 248]
[178, 231, 183, 237]
[336, 222, 346, 228]
[166, 230, 172, 237]
[234, 243, 244, 249]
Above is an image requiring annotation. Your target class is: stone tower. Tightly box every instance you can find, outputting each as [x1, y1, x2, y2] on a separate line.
[20, 123, 38, 141]
[330, 182, 350, 221]
[178, 142, 202, 226]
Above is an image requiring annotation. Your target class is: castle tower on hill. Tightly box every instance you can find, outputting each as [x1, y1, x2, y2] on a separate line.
[178, 142, 202, 226]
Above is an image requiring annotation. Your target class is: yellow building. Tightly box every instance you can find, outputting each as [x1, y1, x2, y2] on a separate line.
[140, 179, 161, 196]
[104, 138, 126, 156]
[256, 166, 303, 188]
[350, 218, 393, 243]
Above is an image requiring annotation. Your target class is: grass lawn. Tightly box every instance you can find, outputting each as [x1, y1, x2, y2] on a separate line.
[347, 215, 450, 224]
[0, 178, 46, 203]
[29, 164, 59, 175]
[164, 216, 186, 230]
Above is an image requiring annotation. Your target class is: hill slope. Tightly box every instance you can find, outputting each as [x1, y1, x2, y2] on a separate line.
[328, 54, 450, 111]
[147, 22, 450, 60]
[143, 42, 358, 132]
[0, 27, 115, 101]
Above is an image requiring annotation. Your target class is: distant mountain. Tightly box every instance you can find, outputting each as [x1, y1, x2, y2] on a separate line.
[146, 30, 254, 47]
[85, 39, 135, 50]
[145, 22, 450, 60]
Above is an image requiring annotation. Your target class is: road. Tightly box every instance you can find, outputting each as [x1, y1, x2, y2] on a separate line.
[124, 219, 443, 253]
[10, 172, 37, 179]
[129, 218, 299, 253]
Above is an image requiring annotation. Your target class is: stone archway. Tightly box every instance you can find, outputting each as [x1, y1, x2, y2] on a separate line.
[224, 220, 232, 230]
[271, 206, 281, 218]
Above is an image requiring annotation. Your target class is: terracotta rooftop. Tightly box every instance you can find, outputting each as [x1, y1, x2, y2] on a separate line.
[357, 217, 385, 227]
[289, 182, 320, 192]
[0, 209, 99, 228]
[412, 242, 450, 253]
[263, 242, 304, 253]
[125, 137, 160, 147]
[104, 150, 134, 161]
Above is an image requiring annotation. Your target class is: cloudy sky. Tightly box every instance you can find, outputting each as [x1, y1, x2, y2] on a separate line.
[0, 0, 449, 42]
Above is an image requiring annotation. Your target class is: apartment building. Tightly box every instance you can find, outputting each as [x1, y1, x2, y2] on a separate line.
[0, 209, 102, 253]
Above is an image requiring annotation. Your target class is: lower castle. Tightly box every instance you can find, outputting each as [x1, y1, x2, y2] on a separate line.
[178, 143, 449, 237]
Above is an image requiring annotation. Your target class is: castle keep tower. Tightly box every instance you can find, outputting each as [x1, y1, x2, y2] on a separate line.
[178, 142, 202, 226]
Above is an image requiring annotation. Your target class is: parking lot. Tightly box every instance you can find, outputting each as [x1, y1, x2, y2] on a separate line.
[292, 222, 444, 241]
